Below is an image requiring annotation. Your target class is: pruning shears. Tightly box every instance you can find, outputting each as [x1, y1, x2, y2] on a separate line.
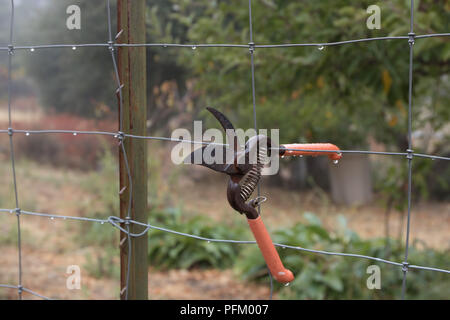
[184, 107, 341, 284]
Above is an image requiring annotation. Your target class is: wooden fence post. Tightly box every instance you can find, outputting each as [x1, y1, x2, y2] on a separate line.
[117, 0, 148, 300]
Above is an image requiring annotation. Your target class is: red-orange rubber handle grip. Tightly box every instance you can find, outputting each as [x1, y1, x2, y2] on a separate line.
[280, 143, 342, 161]
[247, 216, 294, 284]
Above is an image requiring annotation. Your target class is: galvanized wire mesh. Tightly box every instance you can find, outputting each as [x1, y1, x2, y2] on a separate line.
[0, 0, 449, 300]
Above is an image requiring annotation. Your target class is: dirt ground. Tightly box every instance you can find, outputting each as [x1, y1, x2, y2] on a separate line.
[0, 245, 270, 300]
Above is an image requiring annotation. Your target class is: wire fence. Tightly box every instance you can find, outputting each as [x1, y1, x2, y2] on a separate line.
[0, 0, 449, 300]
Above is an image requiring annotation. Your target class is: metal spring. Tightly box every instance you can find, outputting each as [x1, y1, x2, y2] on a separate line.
[240, 146, 267, 201]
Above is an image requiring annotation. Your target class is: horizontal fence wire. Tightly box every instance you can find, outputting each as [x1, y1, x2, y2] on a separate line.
[1, 209, 449, 276]
[1, 129, 449, 160]
[0, 33, 449, 51]
[0, 0, 449, 300]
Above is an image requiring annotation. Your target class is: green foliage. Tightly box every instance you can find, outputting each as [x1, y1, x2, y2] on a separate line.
[22, 0, 115, 117]
[374, 153, 446, 212]
[235, 213, 450, 299]
[148, 208, 247, 269]
[20, 0, 189, 119]
[145, 0, 190, 97]
[173, 0, 449, 149]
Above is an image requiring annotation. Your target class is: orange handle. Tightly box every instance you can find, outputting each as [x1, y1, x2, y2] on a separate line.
[280, 143, 342, 161]
[247, 216, 294, 284]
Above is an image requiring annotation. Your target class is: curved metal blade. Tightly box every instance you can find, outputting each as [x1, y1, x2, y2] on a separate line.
[183, 145, 240, 175]
[206, 107, 241, 155]
[206, 107, 235, 131]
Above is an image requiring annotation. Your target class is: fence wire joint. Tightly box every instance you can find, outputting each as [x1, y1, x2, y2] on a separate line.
[402, 262, 410, 273]
[406, 149, 414, 160]
[408, 32, 416, 45]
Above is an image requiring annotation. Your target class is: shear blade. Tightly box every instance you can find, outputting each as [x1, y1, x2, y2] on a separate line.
[206, 107, 242, 151]
[183, 144, 239, 174]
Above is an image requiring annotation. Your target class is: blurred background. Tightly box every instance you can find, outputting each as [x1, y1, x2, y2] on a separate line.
[0, 0, 449, 299]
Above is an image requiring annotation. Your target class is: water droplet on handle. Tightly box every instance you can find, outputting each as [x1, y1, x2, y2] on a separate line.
[72, 46, 77, 50]
[25, 132, 30, 136]
[30, 48, 35, 52]
[50, 217, 55, 220]
[284, 282, 290, 287]
[192, 46, 197, 50]
[73, 132, 77, 136]
[318, 46, 324, 51]
[333, 160, 339, 165]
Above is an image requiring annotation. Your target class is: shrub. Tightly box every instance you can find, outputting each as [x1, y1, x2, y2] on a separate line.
[11, 113, 116, 169]
[148, 208, 248, 270]
[235, 213, 450, 299]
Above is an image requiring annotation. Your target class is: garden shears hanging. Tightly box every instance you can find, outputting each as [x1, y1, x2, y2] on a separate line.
[184, 107, 342, 284]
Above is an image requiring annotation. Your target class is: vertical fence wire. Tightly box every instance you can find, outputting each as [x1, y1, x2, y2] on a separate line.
[6, 0, 23, 300]
[247, 0, 274, 299]
[401, 0, 416, 300]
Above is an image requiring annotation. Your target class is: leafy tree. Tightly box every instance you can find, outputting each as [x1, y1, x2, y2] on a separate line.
[21, 0, 115, 117]
[21, 0, 191, 121]
[172, 0, 449, 150]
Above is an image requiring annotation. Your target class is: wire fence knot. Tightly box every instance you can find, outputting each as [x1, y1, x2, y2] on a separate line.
[108, 40, 114, 52]
[406, 149, 414, 160]
[14, 208, 21, 216]
[7, 44, 14, 55]
[402, 262, 410, 273]
[408, 32, 416, 45]
[7, 127, 13, 136]
[115, 131, 125, 143]
[248, 42, 255, 53]
[108, 215, 124, 224]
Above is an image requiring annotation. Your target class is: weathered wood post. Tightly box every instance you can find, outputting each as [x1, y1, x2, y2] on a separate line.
[117, 0, 148, 300]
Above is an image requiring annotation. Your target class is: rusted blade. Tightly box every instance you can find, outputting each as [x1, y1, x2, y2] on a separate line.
[183, 145, 240, 175]
[206, 107, 241, 153]
[183, 108, 248, 175]
[206, 107, 234, 131]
